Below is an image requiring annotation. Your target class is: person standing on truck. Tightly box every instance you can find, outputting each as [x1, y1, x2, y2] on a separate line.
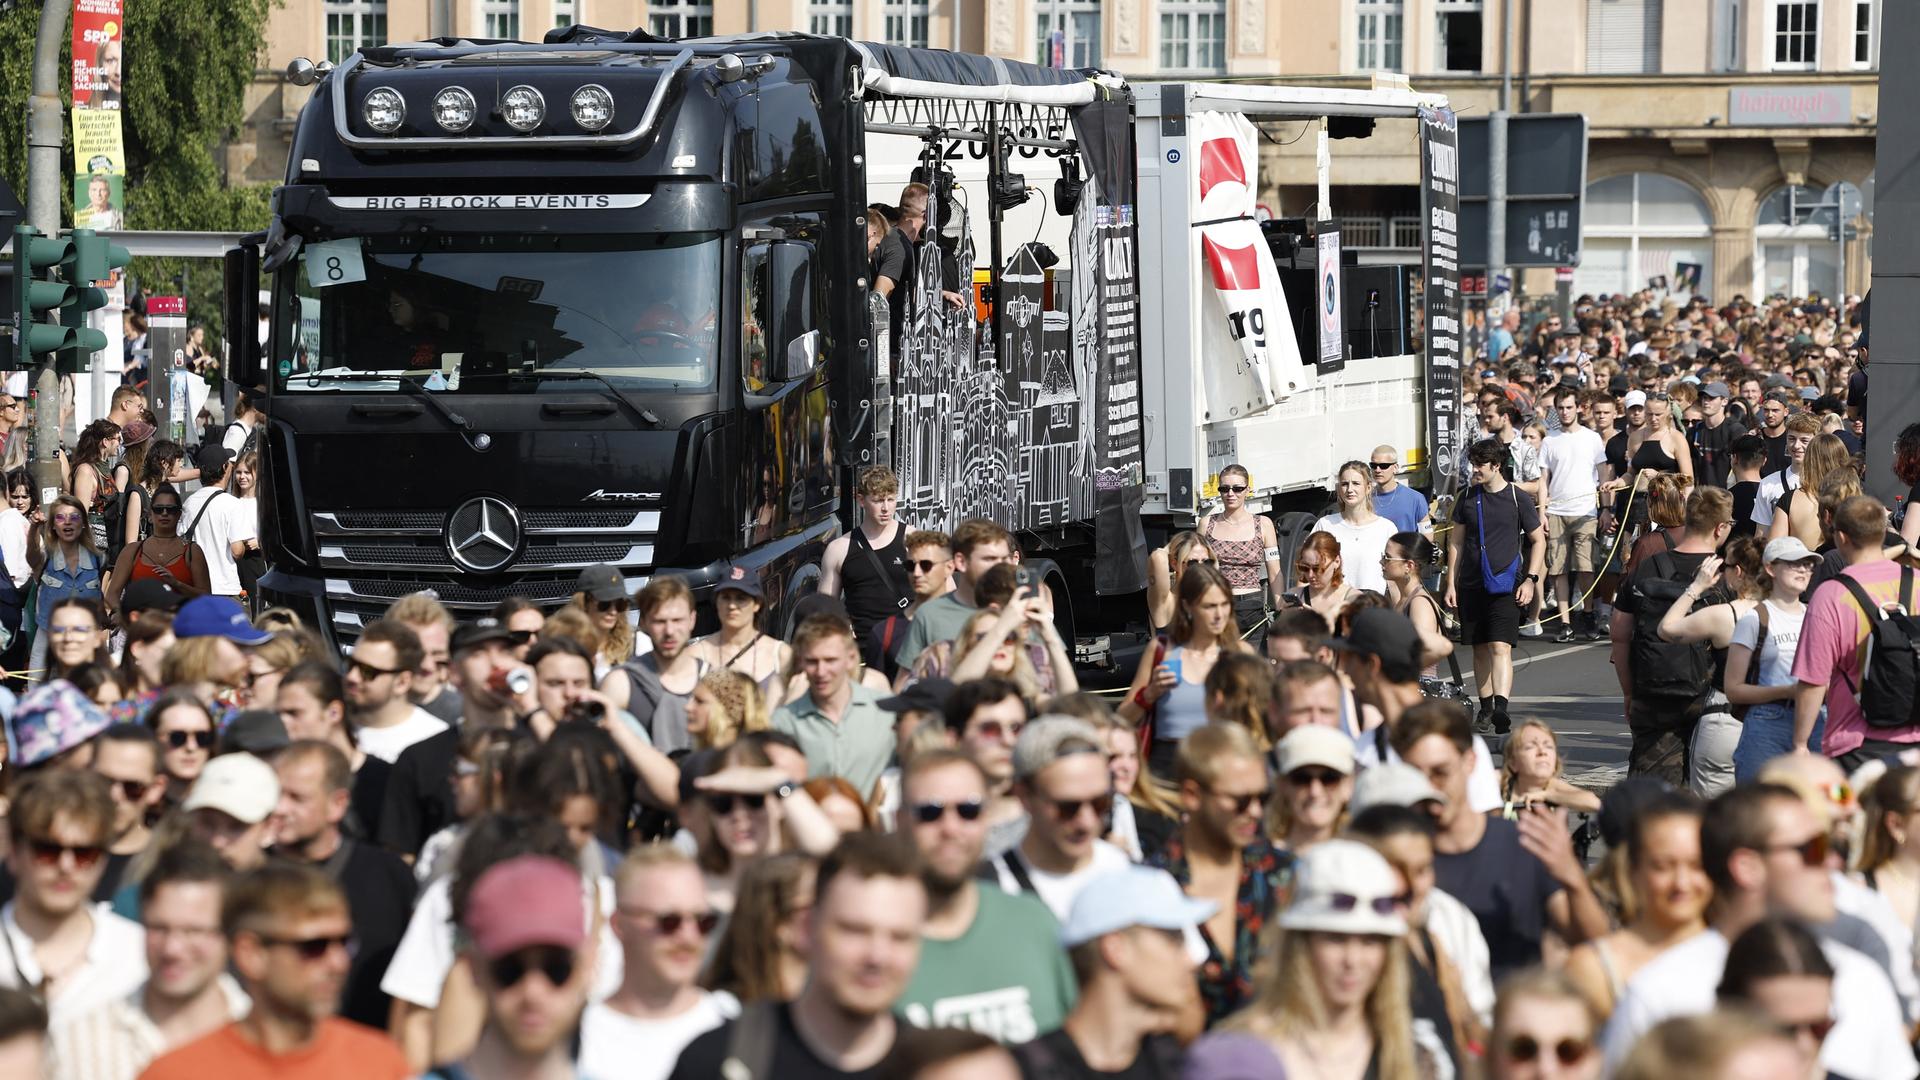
[867, 206, 910, 349]
[818, 466, 913, 672]
[1200, 464, 1284, 636]
[1369, 445, 1430, 535]
[1446, 439, 1546, 739]
[1312, 462, 1399, 596]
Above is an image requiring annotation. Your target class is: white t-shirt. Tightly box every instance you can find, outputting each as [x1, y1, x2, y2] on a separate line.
[1601, 928, 1916, 1080]
[0, 902, 148, 1027]
[353, 706, 449, 765]
[180, 487, 257, 596]
[579, 993, 739, 1080]
[1310, 514, 1399, 595]
[1752, 465, 1801, 529]
[1355, 729, 1504, 816]
[0, 507, 30, 586]
[381, 873, 624, 1010]
[1539, 427, 1608, 517]
[221, 419, 252, 455]
[992, 839, 1132, 924]
[1425, 887, 1494, 1026]
[1730, 600, 1806, 688]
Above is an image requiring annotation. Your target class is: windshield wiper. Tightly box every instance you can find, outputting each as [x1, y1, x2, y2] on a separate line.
[529, 369, 666, 430]
[306, 370, 492, 451]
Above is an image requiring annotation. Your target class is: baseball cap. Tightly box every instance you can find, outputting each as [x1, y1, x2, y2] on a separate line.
[1763, 536, 1819, 565]
[173, 595, 273, 646]
[1279, 840, 1408, 937]
[1324, 608, 1421, 674]
[1607, 374, 1630, 396]
[1348, 762, 1448, 817]
[1621, 390, 1648, 410]
[1012, 715, 1106, 783]
[1702, 381, 1731, 399]
[877, 677, 956, 717]
[8, 681, 107, 768]
[574, 565, 628, 603]
[221, 710, 290, 756]
[1274, 725, 1355, 777]
[182, 753, 281, 825]
[715, 564, 764, 601]
[451, 616, 516, 653]
[194, 443, 234, 478]
[1797, 386, 1819, 401]
[1059, 864, 1216, 965]
[120, 579, 185, 617]
[462, 855, 587, 961]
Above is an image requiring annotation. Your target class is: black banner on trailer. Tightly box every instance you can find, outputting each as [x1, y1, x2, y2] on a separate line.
[1419, 105, 1463, 500]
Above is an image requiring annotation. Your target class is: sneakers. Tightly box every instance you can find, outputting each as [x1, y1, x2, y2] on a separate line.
[1473, 711, 1497, 738]
[1555, 623, 1577, 643]
[1520, 621, 1545, 639]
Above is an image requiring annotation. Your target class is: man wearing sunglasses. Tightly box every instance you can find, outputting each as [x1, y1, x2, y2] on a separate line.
[344, 619, 448, 766]
[90, 723, 167, 902]
[941, 677, 1034, 860]
[142, 863, 408, 1079]
[183, 753, 281, 875]
[1367, 444, 1429, 534]
[897, 749, 1076, 1045]
[0, 771, 145, 1024]
[988, 717, 1129, 924]
[582, 847, 731, 1080]
[1601, 784, 1914, 1080]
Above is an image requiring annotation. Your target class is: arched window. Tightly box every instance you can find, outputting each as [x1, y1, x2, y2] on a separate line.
[1754, 183, 1849, 300]
[1574, 173, 1714, 300]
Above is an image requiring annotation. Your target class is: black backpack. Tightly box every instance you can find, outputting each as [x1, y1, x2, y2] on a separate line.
[1629, 549, 1719, 704]
[1835, 567, 1920, 731]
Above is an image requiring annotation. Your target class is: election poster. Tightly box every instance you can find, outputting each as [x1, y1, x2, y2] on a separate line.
[72, 109, 126, 232]
[72, 0, 124, 108]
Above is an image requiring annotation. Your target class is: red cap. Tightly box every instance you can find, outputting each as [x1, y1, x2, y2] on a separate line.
[461, 855, 587, 960]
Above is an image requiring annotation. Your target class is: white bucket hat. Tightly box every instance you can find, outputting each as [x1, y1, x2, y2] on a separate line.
[1278, 839, 1408, 938]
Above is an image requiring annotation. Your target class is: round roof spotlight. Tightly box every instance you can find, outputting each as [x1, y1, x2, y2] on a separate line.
[570, 84, 615, 132]
[362, 87, 406, 134]
[500, 85, 546, 133]
[432, 86, 478, 133]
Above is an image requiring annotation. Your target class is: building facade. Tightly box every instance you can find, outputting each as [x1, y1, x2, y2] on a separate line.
[236, 0, 1878, 303]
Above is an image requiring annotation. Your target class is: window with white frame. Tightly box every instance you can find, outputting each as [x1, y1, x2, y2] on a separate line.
[1160, 0, 1226, 73]
[481, 0, 519, 40]
[326, 0, 387, 63]
[1036, 2, 1102, 68]
[1771, 0, 1820, 70]
[553, 0, 575, 29]
[808, 1, 852, 37]
[885, 0, 930, 48]
[1356, 0, 1404, 72]
[1853, 0, 1878, 68]
[1436, 0, 1483, 72]
[649, 0, 712, 39]
[1575, 173, 1715, 301]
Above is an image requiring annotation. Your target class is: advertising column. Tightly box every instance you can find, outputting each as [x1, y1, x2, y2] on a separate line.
[147, 297, 188, 445]
[72, 0, 127, 431]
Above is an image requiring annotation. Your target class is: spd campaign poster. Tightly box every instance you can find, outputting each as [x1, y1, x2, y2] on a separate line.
[72, 0, 124, 108]
[1191, 111, 1307, 421]
[73, 110, 125, 232]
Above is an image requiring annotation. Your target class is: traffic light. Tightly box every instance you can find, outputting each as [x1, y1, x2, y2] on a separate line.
[6, 225, 126, 374]
[57, 230, 128, 375]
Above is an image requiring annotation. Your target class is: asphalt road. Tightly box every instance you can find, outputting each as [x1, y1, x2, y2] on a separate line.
[1452, 632, 1631, 784]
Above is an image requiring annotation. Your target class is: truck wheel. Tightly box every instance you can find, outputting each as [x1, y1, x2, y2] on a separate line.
[1271, 511, 1320, 596]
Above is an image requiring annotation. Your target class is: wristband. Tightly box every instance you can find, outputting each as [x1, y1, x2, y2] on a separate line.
[1263, 547, 1281, 561]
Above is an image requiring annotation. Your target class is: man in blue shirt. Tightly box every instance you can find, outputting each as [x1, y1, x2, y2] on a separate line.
[1369, 444, 1430, 534]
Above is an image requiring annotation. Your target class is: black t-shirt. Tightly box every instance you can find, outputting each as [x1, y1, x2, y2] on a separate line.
[1433, 816, 1562, 981]
[1762, 430, 1790, 476]
[1848, 368, 1867, 412]
[376, 728, 457, 858]
[1606, 431, 1630, 517]
[1690, 417, 1738, 488]
[325, 838, 417, 1029]
[871, 228, 912, 344]
[349, 754, 392, 844]
[669, 1004, 898, 1080]
[1451, 483, 1539, 592]
[1730, 481, 1761, 541]
[1727, 399, 1754, 429]
[1013, 1029, 1183, 1080]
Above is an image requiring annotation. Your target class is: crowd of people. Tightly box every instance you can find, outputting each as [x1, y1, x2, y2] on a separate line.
[0, 286, 1912, 1080]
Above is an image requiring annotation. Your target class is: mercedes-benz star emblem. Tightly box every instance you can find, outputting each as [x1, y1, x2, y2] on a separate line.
[446, 497, 520, 573]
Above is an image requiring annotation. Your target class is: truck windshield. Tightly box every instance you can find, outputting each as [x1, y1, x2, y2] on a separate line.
[274, 232, 720, 393]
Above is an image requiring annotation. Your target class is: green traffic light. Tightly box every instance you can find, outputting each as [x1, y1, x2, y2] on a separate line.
[10, 225, 119, 371]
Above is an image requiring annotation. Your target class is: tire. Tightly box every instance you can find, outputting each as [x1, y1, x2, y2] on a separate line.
[1271, 511, 1320, 597]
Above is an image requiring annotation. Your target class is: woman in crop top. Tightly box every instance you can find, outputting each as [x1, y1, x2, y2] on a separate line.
[1119, 563, 1254, 780]
[1200, 463, 1283, 636]
[107, 483, 210, 616]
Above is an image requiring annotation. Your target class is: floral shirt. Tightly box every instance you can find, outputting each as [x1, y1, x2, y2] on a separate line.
[1151, 831, 1297, 1026]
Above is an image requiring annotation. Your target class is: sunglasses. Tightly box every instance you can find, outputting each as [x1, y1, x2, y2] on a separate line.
[259, 932, 354, 961]
[506, 629, 538, 646]
[1184, 557, 1216, 567]
[164, 729, 216, 750]
[1369, 462, 1396, 470]
[970, 719, 1023, 743]
[624, 909, 721, 937]
[347, 657, 402, 681]
[1325, 892, 1408, 916]
[1295, 562, 1322, 575]
[490, 946, 575, 989]
[52, 514, 83, 525]
[48, 624, 96, 637]
[1218, 484, 1248, 494]
[1048, 792, 1114, 821]
[150, 504, 182, 516]
[1287, 767, 1345, 789]
[1774, 1016, 1837, 1043]
[589, 596, 630, 613]
[1504, 1035, 1593, 1065]
[1764, 832, 1830, 867]
[1211, 788, 1272, 815]
[103, 777, 150, 801]
[911, 798, 985, 824]
[707, 793, 767, 815]
[27, 838, 105, 868]
[911, 559, 944, 573]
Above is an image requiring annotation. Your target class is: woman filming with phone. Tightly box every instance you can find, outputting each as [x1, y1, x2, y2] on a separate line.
[1119, 562, 1252, 779]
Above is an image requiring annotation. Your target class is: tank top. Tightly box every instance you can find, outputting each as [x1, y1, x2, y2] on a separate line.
[618, 654, 709, 755]
[839, 524, 912, 640]
[1629, 435, 1680, 476]
[78, 462, 117, 552]
[1152, 645, 1212, 743]
[1204, 516, 1266, 593]
[128, 538, 192, 584]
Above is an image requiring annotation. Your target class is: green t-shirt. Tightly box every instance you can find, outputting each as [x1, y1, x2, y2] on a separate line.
[898, 886, 1078, 1045]
[893, 592, 979, 666]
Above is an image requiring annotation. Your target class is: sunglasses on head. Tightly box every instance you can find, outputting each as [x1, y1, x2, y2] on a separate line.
[1048, 792, 1114, 821]
[490, 946, 575, 989]
[1325, 892, 1408, 916]
[911, 798, 985, 824]
[1765, 832, 1831, 867]
[259, 932, 354, 961]
[164, 729, 215, 750]
[1218, 484, 1248, 494]
[27, 838, 104, 868]
[1504, 1035, 1593, 1065]
[627, 909, 721, 937]
[707, 793, 766, 815]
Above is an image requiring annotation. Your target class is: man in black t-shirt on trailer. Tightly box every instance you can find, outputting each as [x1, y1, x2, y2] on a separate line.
[1445, 439, 1546, 738]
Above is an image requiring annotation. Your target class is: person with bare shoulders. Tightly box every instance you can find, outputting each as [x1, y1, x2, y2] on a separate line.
[1564, 790, 1708, 1018]
[1199, 464, 1284, 634]
[691, 568, 790, 687]
[1146, 531, 1215, 636]
[602, 576, 707, 754]
[817, 467, 913, 672]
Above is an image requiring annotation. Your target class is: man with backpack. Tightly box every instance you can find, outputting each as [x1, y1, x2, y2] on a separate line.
[1445, 438, 1546, 738]
[1609, 486, 1736, 785]
[179, 445, 256, 599]
[222, 389, 264, 457]
[1792, 496, 1920, 772]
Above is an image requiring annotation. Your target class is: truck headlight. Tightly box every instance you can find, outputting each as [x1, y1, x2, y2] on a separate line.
[432, 87, 478, 133]
[362, 87, 406, 134]
[501, 85, 545, 133]
[570, 84, 614, 132]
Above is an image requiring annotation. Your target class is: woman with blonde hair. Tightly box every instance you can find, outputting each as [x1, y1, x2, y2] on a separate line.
[1615, 1010, 1802, 1080]
[1624, 472, 1690, 573]
[1312, 461, 1399, 595]
[1487, 969, 1601, 1080]
[1227, 840, 1430, 1078]
[565, 565, 634, 674]
[1500, 719, 1602, 814]
[686, 668, 770, 750]
[539, 605, 603, 667]
[1204, 649, 1280, 753]
[1769, 432, 1852, 547]
[160, 634, 245, 706]
[1147, 530, 1216, 634]
[1857, 766, 1920, 965]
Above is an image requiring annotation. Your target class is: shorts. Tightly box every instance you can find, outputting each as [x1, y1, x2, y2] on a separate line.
[1546, 514, 1599, 575]
[1457, 585, 1520, 646]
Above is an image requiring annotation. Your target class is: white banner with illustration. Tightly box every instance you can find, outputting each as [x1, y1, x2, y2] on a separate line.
[1191, 111, 1311, 421]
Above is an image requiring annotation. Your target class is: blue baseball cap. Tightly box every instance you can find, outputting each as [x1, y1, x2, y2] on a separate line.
[1059, 865, 1217, 964]
[173, 595, 273, 646]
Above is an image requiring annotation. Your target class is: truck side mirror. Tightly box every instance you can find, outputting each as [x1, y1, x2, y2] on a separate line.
[224, 245, 262, 388]
[782, 329, 822, 380]
[767, 239, 815, 376]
